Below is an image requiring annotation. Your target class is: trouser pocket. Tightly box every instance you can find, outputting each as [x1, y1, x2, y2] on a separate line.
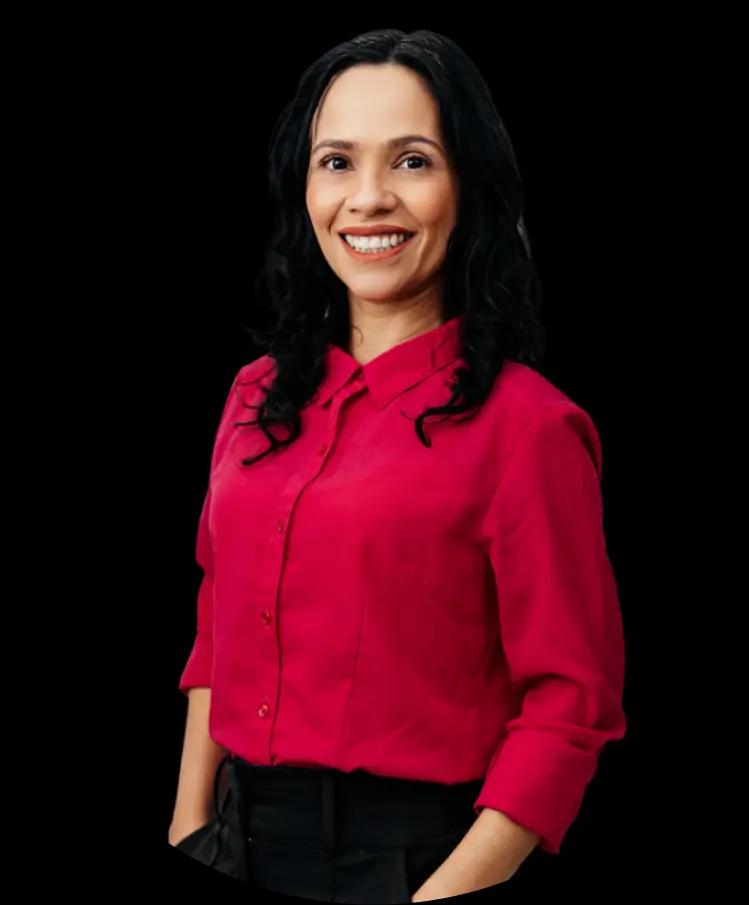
[403, 827, 467, 897]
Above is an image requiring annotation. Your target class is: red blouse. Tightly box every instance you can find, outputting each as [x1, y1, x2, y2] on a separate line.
[178, 314, 627, 855]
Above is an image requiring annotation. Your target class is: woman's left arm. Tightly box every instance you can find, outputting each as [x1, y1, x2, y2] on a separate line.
[414, 402, 627, 899]
[410, 807, 539, 900]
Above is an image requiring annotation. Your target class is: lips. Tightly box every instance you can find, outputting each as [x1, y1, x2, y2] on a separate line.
[338, 226, 416, 237]
[339, 232, 416, 260]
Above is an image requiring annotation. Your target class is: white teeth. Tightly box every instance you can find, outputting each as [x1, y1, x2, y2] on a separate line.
[343, 233, 411, 252]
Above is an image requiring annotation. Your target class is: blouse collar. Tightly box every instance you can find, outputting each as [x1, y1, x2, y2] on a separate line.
[311, 314, 463, 411]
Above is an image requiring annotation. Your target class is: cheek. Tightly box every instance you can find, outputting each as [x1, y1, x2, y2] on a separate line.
[408, 180, 458, 231]
[305, 185, 327, 229]
[306, 180, 340, 221]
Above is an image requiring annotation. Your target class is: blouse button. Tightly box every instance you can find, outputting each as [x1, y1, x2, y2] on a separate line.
[317, 443, 327, 456]
[276, 518, 285, 533]
[261, 610, 272, 625]
[257, 703, 269, 718]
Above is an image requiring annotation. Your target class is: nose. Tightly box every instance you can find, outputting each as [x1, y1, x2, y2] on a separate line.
[346, 172, 397, 216]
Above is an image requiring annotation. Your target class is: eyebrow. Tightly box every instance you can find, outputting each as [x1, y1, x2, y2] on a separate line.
[310, 134, 444, 157]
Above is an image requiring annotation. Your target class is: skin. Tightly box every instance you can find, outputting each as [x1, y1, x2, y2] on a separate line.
[305, 62, 460, 363]
[169, 688, 229, 846]
[305, 63, 540, 900]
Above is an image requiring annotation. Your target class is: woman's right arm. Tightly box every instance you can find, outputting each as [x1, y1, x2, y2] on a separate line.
[170, 364, 253, 845]
[169, 687, 228, 846]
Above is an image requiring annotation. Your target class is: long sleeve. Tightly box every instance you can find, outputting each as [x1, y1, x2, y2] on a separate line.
[473, 401, 627, 854]
[177, 485, 215, 694]
[177, 369, 241, 696]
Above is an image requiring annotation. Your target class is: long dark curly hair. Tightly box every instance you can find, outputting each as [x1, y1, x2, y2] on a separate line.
[238, 28, 544, 466]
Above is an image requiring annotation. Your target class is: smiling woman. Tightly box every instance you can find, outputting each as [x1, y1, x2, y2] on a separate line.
[305, 64, 460, 322]
[171, 26, 627, 904]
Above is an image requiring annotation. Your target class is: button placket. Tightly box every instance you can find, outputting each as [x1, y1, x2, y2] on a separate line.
[262, 375, 362, 756]
[263, 498, 293, 742]
[311, 379, 357, 469]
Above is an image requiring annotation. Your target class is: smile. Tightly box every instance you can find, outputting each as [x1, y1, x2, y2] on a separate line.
[339, 233, 416, 261]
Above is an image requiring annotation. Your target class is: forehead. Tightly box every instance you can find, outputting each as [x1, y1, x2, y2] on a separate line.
[311, 64, 441, 143]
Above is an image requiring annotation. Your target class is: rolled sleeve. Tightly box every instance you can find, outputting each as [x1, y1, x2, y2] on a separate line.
[177, 367, 243, 696]
[177, 485, 215, 694]
[474, 401, 627, 854]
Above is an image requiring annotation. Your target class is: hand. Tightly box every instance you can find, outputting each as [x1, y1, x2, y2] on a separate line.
[410, 879, 460, 902]
[168, 815, 211, 848]
[411, 872, 509, 902]
[410, 865, 466, 902]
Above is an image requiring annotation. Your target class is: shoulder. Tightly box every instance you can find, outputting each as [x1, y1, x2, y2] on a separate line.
[493, 360, 580, 416]
[209, 355, 276, 467]
[211, 354, 275, 430]
[487, 360, 604, 479]
[223, 354, 276, 407]
[235, 353, 276, 386]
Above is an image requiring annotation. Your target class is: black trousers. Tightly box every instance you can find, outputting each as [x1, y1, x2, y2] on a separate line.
[174, 751, 484, 903]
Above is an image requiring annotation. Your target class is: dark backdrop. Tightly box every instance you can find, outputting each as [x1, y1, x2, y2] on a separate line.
[83, 16, 696, 899]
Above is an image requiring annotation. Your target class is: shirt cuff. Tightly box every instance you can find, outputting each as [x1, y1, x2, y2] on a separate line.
[472, 728, 600, 854]
[177, 638, 213, 695]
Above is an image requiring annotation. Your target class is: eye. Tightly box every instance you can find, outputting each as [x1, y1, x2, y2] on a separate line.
[317, 154, 433, 172]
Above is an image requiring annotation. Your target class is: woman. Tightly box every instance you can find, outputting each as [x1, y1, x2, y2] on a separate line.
[169, 28, 627, 902]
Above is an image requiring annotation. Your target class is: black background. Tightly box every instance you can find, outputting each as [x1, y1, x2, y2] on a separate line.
[57, 12, 713, 900]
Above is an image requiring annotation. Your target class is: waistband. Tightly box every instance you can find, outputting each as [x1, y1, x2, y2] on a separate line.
[220, 752, 483, 852]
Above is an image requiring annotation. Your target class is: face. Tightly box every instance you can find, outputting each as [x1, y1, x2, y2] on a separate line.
[305, 63, 460, 311]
